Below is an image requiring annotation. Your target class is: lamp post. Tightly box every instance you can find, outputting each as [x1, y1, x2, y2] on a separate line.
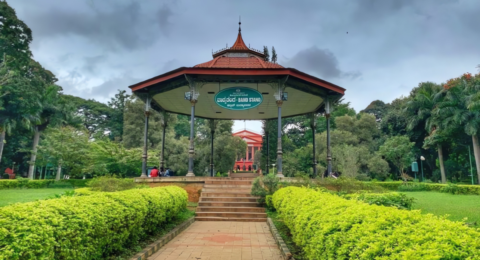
[420, 156, 425, 182]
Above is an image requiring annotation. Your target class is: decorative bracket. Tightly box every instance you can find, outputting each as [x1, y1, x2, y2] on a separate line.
[184, 75, 207, 103]
[267, 76, 289, 103]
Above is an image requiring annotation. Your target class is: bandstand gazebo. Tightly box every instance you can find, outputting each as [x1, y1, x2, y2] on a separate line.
[129, 23, 345, 178]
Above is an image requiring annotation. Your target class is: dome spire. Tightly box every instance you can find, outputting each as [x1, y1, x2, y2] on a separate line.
[239, 16, 241, 33]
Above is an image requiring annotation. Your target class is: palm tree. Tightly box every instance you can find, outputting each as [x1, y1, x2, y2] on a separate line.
[405, 82, 447, 183]
[27, 85, 62, 179]
[436, 74, 480, 184]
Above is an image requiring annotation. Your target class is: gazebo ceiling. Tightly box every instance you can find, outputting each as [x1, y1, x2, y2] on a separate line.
[129, 27, 345, 120]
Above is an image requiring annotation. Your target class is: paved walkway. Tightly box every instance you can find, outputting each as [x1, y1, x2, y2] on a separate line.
[148, 221, 283, 260]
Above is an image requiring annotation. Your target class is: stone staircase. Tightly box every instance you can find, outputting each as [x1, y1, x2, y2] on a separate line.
[195, 174, 266, 222]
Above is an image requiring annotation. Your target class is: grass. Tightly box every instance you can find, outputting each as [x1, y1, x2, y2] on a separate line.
[407, 191, 480, 226]
[0, 188, 73, 207]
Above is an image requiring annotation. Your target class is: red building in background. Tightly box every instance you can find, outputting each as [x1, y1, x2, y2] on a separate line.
[233, 130, 263, 171]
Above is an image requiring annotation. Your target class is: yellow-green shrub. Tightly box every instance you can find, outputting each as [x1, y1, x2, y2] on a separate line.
[273, 186, 480, 259]
[0, 186, 187, 260]
[74, 187, 96, 196]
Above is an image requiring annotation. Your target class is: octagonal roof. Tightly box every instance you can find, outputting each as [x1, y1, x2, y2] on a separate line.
[129, 25, 346, 120]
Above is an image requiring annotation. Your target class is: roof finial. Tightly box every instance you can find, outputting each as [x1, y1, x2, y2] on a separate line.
[239, 16, 241, 33]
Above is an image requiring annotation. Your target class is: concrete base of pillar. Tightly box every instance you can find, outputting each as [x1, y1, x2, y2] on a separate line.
[276, 173, 284, 178]
[186, 172, 195, 177]
[140, 174, 148, 178]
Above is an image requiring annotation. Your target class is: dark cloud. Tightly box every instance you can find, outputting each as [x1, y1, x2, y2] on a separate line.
[82, 55, 107, 74]
[23, 1, 172, 51]
[285, 46, 361, 79]
[88, 74, 140, 99]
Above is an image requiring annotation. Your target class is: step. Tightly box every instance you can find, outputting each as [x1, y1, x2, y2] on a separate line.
[228, 177, 258, 180]
[195, 216, 267, 222]
[230, 173, 259, 178]
[196, 211, 267, 218]
[203, 184, 252, 189]
[200, 197, 259, 202]
[196, 207, 265, 213]
[201, 192, 255, 198]
[202, 188, 252, 193]
[198, 201, 260, 207]
[205, 180, 253, 185]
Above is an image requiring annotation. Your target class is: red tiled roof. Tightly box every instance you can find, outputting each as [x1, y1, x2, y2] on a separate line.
[195, 56, 284, 69]
[231, 32, 249, 50]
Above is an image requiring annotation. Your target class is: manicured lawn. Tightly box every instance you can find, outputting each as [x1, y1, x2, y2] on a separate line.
[0, 188, 73, 207]
[408, 191, 480, 226]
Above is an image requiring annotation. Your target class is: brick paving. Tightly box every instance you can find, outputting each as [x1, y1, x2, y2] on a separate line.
[148, 221, 283, 260]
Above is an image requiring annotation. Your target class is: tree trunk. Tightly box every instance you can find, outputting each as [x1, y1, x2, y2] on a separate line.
[28, 127, 41, 179]
[0, 130, 5, 166]
[472, 135, 480, 184]
[56, 164, 62, 180]
[437, 144, 446, 184]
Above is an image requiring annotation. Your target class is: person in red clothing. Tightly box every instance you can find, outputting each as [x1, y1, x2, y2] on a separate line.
[150, 166, 159, 177]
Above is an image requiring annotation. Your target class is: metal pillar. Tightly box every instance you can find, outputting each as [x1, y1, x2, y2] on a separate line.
[160, 114, 167, 171]
[326, 97, 332, 175]
[266, 127, 269, 175]
[310, 113, 317, 177]
[276, 101, 284, 177]
[186, 101, 196, 176]
[210, 119, 215, 177]
[141, 95, 151, 178]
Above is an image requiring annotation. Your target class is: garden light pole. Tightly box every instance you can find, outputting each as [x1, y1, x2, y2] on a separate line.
[420, 156, 425, 183]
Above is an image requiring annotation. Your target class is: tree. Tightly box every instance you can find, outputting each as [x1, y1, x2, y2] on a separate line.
[0, 1, 33, 68]
[271, 46, 277, 63]
[37, 126, 90, 179]
[63, 95, 115, 138]
[367, 156, 390, 180]
[437, 73, 480, 183]
[263, 46, 270, 61]
[378, 135, 414, 180]
[0, 1, 35, 165]
[107, 90, 130, 141]
[27, 85, 63, 179]
[404, 82, 447, 183]
[361, 100, 387, 122]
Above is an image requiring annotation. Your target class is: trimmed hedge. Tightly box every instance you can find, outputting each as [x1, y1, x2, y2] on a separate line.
[0, 179, 89, 189]
[273, 186, 480, 259]
[344, 192, 415, 209]
[376, 181, 480, 195]
[0, 186, 187, 260]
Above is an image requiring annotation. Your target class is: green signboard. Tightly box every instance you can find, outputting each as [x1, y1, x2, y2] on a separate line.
[214, 87, 263, 110]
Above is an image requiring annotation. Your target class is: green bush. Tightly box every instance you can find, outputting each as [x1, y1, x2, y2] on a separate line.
[0, 179, 54, 189]
[0, 186, 187, 260]
[2, 173, 10, 179]
[344, 192, 415, 210]
[74, 188, 96, 196]
[265, 195, 274, 211]
[87, 176, 136, 192]
[273, 186, 480, 259]
[376, 181, 480, 195]
[321, 177, 384, 193]
[397, 182, 429, 191]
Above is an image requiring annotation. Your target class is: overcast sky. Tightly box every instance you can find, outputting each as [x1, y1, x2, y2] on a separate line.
[9, 0, 480, 133]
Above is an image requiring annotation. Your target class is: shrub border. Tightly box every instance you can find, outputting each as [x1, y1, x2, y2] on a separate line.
[129, 217, 195, 260]
[267, 218, 293, 260]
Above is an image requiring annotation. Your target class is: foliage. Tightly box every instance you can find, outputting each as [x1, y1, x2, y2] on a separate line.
[344, 192, 415, 210]
[320, 177, 384, 193]
[375, 181, 480, 195]
[367, 156, 390, 180]
[0, 186, 187, 260]
[378, 135, 415, 178]
[272, 186, 480, 259]
[265, 195, 274, 211]
[87, 176, 137, 192]
[0, 179, 54, 189]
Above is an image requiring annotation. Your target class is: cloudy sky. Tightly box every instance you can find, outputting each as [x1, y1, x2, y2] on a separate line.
[9, 0, 480, 132]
